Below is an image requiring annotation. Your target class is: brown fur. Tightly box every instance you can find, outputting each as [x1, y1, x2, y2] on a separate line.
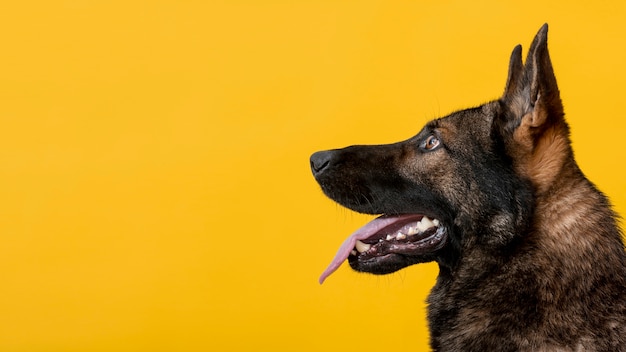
[311, 24, 626, 351]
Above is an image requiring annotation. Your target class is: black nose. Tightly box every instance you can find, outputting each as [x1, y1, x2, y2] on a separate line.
[310, 150, 333, 176]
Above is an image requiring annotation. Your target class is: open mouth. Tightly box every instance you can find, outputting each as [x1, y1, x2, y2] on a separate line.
[319, 214, 447, 283]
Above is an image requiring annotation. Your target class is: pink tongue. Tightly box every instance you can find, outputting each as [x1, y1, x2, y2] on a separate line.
[318, 215, 418, 284]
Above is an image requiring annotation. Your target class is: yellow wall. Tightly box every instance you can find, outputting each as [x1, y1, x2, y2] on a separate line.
[1, 1, 625, 351]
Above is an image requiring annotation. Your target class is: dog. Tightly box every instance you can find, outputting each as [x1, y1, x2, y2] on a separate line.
[310, 24, 626, 351]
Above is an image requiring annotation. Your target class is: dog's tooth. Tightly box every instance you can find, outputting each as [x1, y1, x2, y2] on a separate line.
[407, 225, 419, 236]
[433, 219, 440, 227]
[415, 220, 428, 233]
[351, 250, 357, 256]
[421, 216, 435, 229]
[386, 234, 395, 241]
[396, 233, 407, 240]
[355, 240, 371, 253]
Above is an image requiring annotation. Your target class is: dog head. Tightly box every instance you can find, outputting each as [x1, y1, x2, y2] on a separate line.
[311, 24, 568, 283]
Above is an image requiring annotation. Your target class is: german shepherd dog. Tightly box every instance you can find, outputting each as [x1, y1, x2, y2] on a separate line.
[310, 24, 626, 351]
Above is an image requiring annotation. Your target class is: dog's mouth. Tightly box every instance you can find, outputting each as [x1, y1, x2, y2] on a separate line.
[319, 214, 447, 284]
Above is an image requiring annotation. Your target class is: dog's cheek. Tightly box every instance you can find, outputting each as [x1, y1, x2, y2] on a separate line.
[400, 152, 473, 218]
[399, 150, 456, 186]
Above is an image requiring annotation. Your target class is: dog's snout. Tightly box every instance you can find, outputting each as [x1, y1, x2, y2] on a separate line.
[310, 150, 333, 176]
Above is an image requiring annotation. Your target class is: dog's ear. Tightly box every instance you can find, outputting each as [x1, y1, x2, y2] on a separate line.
[499, 24, 572, 193]
[503, 44, 524, 104]
[500, 24, 564, 146]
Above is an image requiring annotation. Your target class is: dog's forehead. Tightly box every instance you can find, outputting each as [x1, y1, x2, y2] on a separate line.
[431, 102, 497, 141]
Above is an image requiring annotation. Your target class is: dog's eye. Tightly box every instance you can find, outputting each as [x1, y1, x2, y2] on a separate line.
[421, 135, 441, 151]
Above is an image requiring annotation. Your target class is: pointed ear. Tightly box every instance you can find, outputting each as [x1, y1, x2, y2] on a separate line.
[500, 24, 563, 134]
[503, 44, 523, 102]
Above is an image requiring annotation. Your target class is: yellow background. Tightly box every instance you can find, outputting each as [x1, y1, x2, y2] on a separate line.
[1, 1, 625, 351]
